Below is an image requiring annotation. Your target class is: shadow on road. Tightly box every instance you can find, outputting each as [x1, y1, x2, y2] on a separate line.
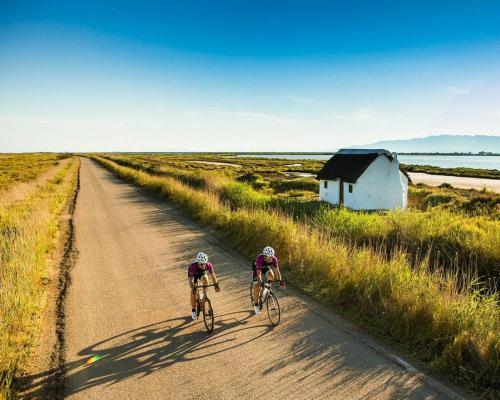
[23, 310, 273, 398]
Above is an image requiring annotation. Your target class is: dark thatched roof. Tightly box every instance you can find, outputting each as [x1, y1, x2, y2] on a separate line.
[316, 149, 394, 183]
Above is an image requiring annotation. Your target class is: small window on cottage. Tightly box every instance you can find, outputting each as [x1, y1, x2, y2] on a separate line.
[348, 184, 353, 193]
[324, 181, 328, 189]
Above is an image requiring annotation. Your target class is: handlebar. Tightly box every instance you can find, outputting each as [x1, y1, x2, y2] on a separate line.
[194, 283, 217, 289]
[258, 280, 283, 287]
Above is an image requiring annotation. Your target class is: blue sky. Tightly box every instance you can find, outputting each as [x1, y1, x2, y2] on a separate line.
[1, 1, 500, 151]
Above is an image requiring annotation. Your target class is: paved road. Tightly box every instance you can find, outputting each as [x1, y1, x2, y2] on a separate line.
[61, 158, 462, 399]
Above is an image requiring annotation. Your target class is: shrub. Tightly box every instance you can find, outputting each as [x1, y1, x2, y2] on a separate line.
[270, 177, 318, 193]
[236, 172, 267, 190]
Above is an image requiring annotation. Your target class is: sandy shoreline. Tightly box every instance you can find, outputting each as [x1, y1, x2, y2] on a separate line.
[408, 172, 500, 193]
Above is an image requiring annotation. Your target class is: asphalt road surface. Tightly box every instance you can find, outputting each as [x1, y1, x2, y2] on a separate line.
[60, 158, 465, 399]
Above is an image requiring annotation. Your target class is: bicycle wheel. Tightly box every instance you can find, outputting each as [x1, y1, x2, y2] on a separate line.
[266, 291, 280, 326]
[250, 281, 257, 306]
[203, 298, 214, 332]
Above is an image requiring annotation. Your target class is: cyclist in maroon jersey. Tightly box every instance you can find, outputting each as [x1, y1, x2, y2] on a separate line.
[188, 252, 220, 320]
[251, 246, 284, 314]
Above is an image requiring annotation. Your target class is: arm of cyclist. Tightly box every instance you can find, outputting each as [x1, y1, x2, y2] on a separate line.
[256, 270, 264, 286]
[275, 269, 285, 287]
[210, 270, 221, 292]
[270, 257, 285, 287]
[188, 276, 196, 293]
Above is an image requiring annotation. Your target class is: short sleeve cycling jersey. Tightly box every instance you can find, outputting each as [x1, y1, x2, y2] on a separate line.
[188, 262, 214, 278]
[255, 255, 279, 271]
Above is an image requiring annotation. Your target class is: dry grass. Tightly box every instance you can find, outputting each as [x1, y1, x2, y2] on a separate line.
[0, 154, 70, 193]
[0, 158, 72, 208]
[0, 157, 79, 399]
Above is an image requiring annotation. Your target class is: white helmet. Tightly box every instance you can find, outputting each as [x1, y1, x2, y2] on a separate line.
[196, 252, 208, 263]
[263, 246, 275, 257]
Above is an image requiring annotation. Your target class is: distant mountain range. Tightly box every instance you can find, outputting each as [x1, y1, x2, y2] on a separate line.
[348, 135, 500, 154]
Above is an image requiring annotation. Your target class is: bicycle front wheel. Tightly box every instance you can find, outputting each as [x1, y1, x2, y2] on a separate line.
[266, 291, 280, 326]
[249, 281, 257, 306]
[203, 298, 214, 333]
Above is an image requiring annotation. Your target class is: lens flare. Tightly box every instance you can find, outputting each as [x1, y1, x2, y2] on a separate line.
[86, 355, 102, 365]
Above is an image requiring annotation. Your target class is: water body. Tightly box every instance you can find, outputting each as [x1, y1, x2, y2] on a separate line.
[234, 154, 500, 170]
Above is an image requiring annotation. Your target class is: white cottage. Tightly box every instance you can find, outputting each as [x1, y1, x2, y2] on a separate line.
[317, 149, 408, 210]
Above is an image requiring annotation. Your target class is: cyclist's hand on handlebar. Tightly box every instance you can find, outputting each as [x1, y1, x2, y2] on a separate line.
[215, 282, 221, 292]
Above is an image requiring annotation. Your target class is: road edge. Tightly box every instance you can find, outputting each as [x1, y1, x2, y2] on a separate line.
[19, 158, 81, 399]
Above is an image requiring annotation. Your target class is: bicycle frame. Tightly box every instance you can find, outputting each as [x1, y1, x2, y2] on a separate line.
[257, 280, 278, 305]
[194, 283, 216, 302]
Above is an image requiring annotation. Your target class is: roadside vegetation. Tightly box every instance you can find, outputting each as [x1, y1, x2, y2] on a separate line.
[94, 155, 499, 398]
[103, 154, 500, 285]
[0, 155, 79, 400]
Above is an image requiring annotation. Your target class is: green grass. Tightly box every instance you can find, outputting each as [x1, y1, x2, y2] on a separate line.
[409, 186, 500, 218]
[312, 206, 500, 283]
[93, 155, 500, 398]
[269, 177, 318, 193]
[0, 157, 79, 400]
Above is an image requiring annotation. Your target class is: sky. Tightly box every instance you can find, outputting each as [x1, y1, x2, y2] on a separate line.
[1, 1, 500, 152]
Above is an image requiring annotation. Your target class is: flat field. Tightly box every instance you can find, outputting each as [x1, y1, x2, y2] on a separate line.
[0, 153, 70, 193]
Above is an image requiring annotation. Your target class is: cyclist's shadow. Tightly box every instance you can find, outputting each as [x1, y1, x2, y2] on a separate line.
[23, 310, 272, 398]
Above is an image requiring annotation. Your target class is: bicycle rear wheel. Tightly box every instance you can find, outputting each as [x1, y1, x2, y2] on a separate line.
[203, 298, 214, 332]
[266, 291, 280, 326]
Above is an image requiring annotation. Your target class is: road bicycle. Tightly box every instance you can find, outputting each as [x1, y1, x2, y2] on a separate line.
[194, 283, 217, 332]
[249, 280, 281, 326]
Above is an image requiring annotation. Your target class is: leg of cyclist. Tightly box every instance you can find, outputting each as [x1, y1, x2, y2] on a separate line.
[266, 269, 275, 283]
[199, 274, 210, 315]
[200, 274, 209, 287]
[253, 271, 262, 314]
[190, 278, 198, 320]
